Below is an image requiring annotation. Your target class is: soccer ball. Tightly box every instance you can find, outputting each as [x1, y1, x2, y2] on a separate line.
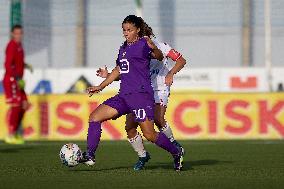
[59, 143, 82, 167]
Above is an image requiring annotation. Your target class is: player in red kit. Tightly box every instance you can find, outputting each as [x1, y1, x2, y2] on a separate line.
[2, 25, 33, 144]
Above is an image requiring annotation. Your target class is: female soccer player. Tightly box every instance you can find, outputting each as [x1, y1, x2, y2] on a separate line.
[96, 18, 187, 170]
[81, 15, 184, 171]
[3, 25, 33, 144]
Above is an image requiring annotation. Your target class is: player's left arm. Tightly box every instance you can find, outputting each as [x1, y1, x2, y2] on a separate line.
[144, 36, 163, 61]
[165, 49, 187, 86]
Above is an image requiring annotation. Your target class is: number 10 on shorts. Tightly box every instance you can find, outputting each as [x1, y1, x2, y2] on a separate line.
[133, 109, 146, 120]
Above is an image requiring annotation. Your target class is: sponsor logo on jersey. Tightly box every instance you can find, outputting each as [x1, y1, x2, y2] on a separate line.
[119, 59, 130, 74]
[150, 69, 160, 76]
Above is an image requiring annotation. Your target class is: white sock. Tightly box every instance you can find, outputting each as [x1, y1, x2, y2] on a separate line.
[160, 122, 175, 142]
[128, 133, 147, 158]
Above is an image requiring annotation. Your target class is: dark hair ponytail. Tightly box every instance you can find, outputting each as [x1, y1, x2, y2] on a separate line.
[122, 15, 154, 38]
[137, 17, 155, 38]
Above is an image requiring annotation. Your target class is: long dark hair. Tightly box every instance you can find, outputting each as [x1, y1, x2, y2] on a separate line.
[137, 17, 155, 38]
[122, 15, 155, 38]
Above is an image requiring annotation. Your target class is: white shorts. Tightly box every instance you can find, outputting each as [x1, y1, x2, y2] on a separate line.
[154, 90, 170, 106]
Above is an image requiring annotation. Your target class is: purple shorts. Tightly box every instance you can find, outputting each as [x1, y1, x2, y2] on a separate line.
[103, 92, 154, 122]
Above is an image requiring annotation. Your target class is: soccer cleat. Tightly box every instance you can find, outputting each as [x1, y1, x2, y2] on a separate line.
[173, 148, 184, 171]
[79, 152, 95, 166]
[133, 152, 151, 171]
[15, 134, 25, 144]
[4, 135, 24, 145]
[4, 135, 16, 144]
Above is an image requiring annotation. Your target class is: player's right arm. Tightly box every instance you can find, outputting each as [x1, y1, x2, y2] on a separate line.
[144, 36, 163, 61]
[99, 66, 120, 88]
[87, 66, 120, 96]
[97, 66, 120, 81]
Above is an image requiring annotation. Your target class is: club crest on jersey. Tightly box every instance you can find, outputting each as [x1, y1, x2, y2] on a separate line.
[122, 52, 126, 57]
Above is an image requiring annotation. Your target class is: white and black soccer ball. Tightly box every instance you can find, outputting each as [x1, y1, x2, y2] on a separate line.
[59, 143, 82, 167]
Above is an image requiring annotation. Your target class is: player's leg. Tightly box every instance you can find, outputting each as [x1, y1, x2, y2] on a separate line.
[128, 92, 183, 170]
[125, 113, 146, 157]
[82, 95, 127, 165]
[154, 103, 174, 141]
[138, 119, 183, 171]
[154, 90, 183, 150]
[3, 79, 22, 144]
[5, 104, 22, 144]
[154, 104, 183, 148]
[15, 92, 30, 144]
[86, 104, 119, 158]
[125, 113, 150, 170]
[138, 119, 172, 149]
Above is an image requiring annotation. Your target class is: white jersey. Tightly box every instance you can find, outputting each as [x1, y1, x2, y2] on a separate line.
[150, 39, 182, 91]
[150, 39, 172, 91]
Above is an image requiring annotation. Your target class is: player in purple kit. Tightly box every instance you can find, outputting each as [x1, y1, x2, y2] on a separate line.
[96, 18, 187, 170]
[80, 15, 184, 171]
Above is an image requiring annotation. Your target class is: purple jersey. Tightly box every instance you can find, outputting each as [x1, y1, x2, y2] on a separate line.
[116, 38, 153, 95]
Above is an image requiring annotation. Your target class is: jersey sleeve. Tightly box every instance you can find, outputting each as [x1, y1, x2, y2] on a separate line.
[156, 42, 172, 57]
[116, 46, 122, 66]
[116, 57, 119, 66]
[4, 42, 16, 77]
[155, 40, 183, 61]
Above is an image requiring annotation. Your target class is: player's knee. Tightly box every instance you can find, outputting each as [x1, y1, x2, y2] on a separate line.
[154, 117, 166, 129]
[126, 127, 137, 139]
[143, 132, 156, 143]
[89, 111, 100, 122]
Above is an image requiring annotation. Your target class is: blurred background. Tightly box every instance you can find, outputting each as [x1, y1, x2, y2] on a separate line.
[0, 0, 283, 140]
[0, 0, 283, 68]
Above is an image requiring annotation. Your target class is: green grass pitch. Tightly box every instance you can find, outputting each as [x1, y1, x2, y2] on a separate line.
[0, 140, 284, 189]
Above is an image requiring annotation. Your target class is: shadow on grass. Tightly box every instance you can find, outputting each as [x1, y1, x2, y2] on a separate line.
[71, 159, 233, 172]
[0, 146, 35, 153]
[71, 166, 131, 172]
[147, 159, 233, 171]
